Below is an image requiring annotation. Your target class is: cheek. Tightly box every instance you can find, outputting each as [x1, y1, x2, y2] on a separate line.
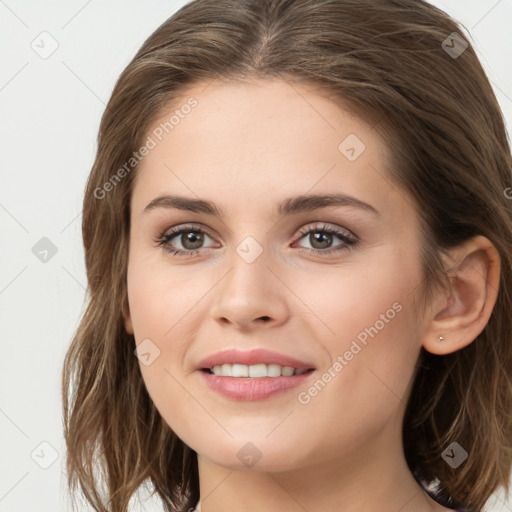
[126, 257, 210, 407]
[287, 247, 421, 348]
[289, 249, 423, 403]
[126, 255, 204, 338]
[287, 280, 420, 463]
[126, 264, 197, 436]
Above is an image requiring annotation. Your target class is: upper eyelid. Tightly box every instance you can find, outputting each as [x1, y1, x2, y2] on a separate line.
[296, 223, 355, 237]
[160, 222, 356, 242]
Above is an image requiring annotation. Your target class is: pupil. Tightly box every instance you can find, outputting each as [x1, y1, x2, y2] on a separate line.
[312, 232, 332, 249]
[183, 231, 204, 250]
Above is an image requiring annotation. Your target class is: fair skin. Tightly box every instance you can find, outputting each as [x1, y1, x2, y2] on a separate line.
[123, 78, 500, 512]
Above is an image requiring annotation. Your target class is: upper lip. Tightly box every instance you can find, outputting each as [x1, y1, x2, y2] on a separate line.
[197, 349, 315, 370]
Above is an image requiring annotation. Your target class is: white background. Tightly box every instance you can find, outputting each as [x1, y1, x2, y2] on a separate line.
[0, 1, 511, 510]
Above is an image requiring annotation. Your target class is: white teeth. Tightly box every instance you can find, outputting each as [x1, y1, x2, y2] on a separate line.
[249, 364, 267, 378]
[267, 364, 282, 377]
[210, 364, 309, 377]
[221, 364, 232, 376]
[281, 366, 295, 376]
[232, 364, 248, 377]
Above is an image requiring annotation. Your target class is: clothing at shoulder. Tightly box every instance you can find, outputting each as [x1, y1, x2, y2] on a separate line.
[190, 504, 475, 511]
[194, 501, 469, 511]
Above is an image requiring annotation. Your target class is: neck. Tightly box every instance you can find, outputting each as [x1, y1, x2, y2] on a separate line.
[195, 417, 443, 512]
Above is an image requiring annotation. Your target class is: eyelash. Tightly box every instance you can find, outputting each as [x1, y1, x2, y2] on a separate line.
[155, 223, 358, 258]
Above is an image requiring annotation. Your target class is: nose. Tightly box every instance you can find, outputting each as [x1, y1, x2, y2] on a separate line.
[209, 247, 290, 331]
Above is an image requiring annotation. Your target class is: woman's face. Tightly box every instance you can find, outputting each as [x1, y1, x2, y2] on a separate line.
[125, 78, 429, 472]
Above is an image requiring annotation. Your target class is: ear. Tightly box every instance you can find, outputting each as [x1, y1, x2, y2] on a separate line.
[421, 235, 500, 355]
[122, 293, 134, 335]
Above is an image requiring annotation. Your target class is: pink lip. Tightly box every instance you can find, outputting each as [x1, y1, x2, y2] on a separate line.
[200, 371, 315, 401]
[196, 348, 316, 401]
[196, 348, 315, 371]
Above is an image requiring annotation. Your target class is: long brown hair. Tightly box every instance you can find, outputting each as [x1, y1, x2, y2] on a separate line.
[62, 1, 512, 510]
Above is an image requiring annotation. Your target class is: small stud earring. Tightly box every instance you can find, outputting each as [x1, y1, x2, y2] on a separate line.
[437, 335, 445, 342]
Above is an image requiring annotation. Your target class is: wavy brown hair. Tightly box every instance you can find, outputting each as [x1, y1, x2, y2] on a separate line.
[62, 0, 512, 510]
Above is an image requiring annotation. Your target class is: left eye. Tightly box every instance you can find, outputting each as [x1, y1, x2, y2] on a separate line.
[156, 223, 358, 257]
[156, 225, 218, 256]
[292, 223, 358, 255]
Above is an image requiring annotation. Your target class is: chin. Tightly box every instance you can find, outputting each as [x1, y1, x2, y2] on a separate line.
[194, 437, 310, 473]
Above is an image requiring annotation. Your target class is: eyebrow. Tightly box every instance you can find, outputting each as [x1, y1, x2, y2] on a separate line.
[143, 192, 380, 218]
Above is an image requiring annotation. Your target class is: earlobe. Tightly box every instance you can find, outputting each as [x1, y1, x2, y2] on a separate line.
[422, 235, 500, 355]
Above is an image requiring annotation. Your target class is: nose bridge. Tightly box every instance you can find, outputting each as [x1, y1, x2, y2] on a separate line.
[223, 235, 273, 305]
[210, 233, 288, 328]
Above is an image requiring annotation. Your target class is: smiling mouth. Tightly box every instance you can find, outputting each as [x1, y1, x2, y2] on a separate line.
[202, 363, 315, 378]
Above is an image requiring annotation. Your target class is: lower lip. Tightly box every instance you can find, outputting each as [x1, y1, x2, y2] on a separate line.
[199, 370, 315, 401]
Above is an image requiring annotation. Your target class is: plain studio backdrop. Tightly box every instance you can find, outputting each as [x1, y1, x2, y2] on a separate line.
[0, 1, 511, 511]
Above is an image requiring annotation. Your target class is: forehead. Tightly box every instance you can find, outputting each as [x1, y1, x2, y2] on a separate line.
[144, 78, 383, 160]
[131, 78, 406, 223]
